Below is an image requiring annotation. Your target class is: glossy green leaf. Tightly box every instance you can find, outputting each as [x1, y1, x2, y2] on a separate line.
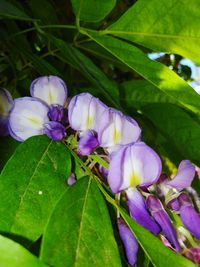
[40, 177, 122, 267]
[0, 0, 35, 21]
[0, 136, 71, 242]
[0, 234, 47, 267]
[106, 0, 200, 64]
[71, 0, 116, 22]
[48, 35, 120, 108]
[120, 80, 177, 109]
[141, 103, 200, 165]
[85, 32, 200, 115]
[119, 208, 195, 267]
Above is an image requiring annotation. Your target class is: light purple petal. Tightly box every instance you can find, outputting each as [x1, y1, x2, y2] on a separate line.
[166, 160, 195, 190]
[146, 195, 181, 252]
[44, 121, 66, 141]
[30, 76, 67, 106]
[126, 188, 161, 235]
[78, 130, 99, 155]
[98, 108, 141, 151]
[68, 93, 109, 133]
[117, 218, 138, 267]
[108, 142, 162, 193]
[107, 145, 126, 193]
[0, 88, 13, 136]
[67, 173, 76, 186]
[9, 97, 49, 141]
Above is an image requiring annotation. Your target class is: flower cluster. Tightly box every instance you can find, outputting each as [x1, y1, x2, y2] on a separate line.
[1, 75, 200, 266]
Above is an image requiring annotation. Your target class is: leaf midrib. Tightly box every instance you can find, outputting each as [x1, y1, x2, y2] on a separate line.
[74, 177, 92, 267]
[10, 140, 53, 232]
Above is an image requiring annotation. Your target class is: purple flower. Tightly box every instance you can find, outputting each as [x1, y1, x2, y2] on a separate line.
[0, 88, 13, 136]
[44, 121, 66, 141]
[67, 173, 76, 186]
[117, 218, 138, 267]
[9, 97, 49, 141]
[68, 93, 109, 133]
[78, 130, 99, 156]
[9, 76, 68, 142]
[126, 188, 161, 235]
[30, 75, 67, 106]
[98, 108, 141, 153]
[146, 195, 181, 252]
[108, 142, 162, 193]
[48, 104, 68, 124]
[178, 193, 200, 240]
[166, 160, 195, 190]
[185, 247, 200, 264]
[98, 165, 109, 178]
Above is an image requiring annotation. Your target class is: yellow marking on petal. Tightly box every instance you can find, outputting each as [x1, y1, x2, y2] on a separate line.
[130, 173, 140, 187]
[114, 129, 121, 143]
[0, 103, 7, 116]
[28, 116, 42, 126]
[48, 91, 55, 103]
[87, 116, 93, 128]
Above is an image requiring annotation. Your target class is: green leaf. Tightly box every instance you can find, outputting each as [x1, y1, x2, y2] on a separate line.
[141, 103, 200, 165]
[0, 0, 35, 21]
[40, 177, 122, 267]
[85, 32, 200, 115]
[0, 137, 18, 172]
[48, 35, 120, 108]
[120, 80, 177, 109]
[106, 0, 200, 65]
[71, 0, 116, 22]
[0, 136, 71, 242]
[119, 208, 195, 267]
[0, 234, 48, 267]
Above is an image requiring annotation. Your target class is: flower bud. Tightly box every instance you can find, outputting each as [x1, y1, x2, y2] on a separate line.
[78, 130, 99, 156]
[147, 195, 181, 252]
[117, 218, 138, 267]
[44, 121, 66, 141]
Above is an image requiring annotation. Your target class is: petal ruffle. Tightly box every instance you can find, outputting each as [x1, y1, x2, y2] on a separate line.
[166, 160, 195, 190]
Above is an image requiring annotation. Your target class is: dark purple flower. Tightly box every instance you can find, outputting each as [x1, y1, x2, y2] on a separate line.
[126, 188, 161, 235]
[146, 195, 181, 252]
[0, 88, 13, 136]
[117, 218, 138, 267]
[30, 75, 67, 106]
[78, 130, 99, 156]
[178, 193, 200, 240]
[98, 165, 109, 178]
[48, 104, 68, 124]
[44, 121, 66, 141]
[108, 142, 162, 193]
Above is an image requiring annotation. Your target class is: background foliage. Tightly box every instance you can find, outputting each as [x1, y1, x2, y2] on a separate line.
[0, 0, 200, 266]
